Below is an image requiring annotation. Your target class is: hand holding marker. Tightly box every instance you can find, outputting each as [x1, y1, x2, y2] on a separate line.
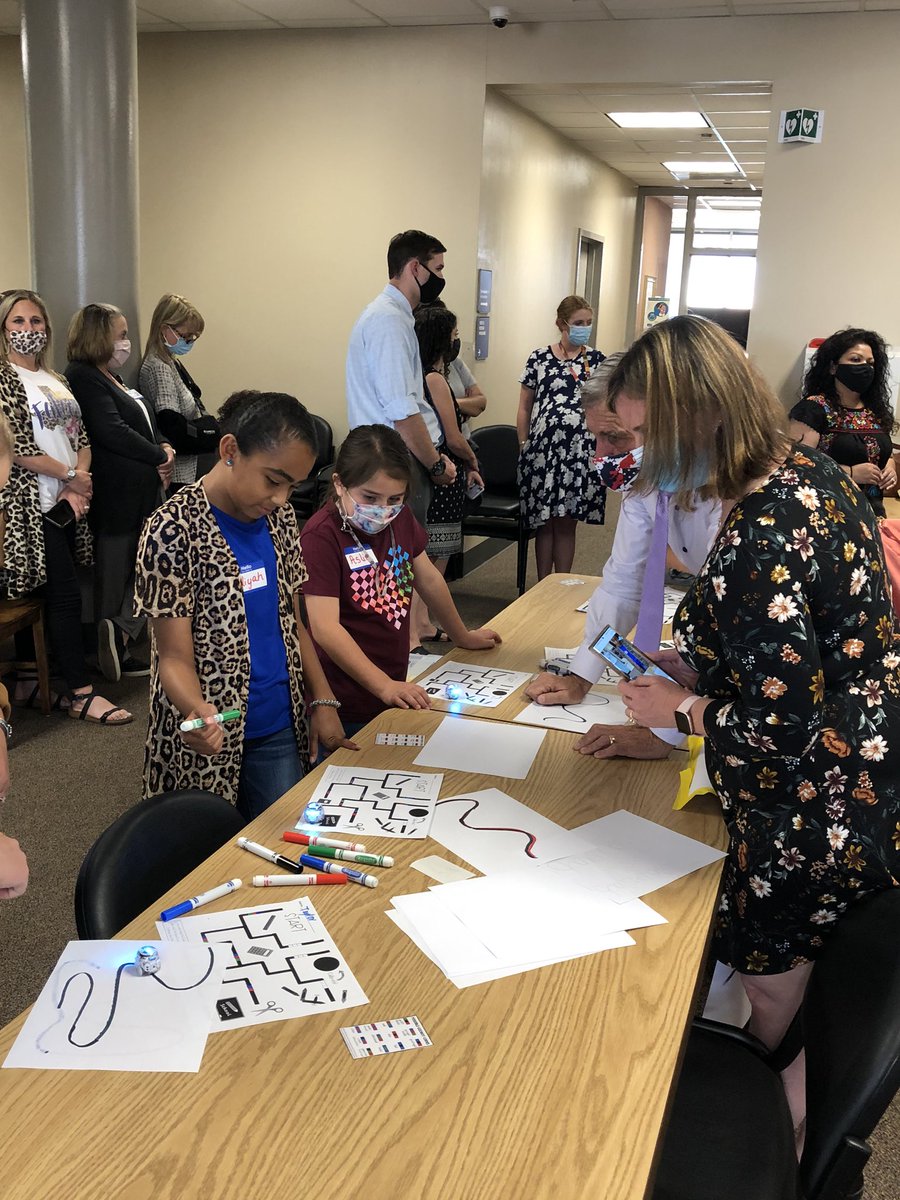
[180, 708, 241, 733]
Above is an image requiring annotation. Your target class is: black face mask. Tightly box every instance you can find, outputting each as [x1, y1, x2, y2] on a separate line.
[446, 337, 461, 364]
[416, 262, 446, 304]
[835, 362, 875, 394]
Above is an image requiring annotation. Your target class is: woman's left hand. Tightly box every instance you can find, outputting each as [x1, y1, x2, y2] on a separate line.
[467, 469, 485, 491]
[310, 705, 359, 760]
[617, 675, 693, 729]
[881, 461, 898, 493]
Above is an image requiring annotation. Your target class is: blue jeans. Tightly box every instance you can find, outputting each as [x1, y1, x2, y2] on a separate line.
[237, 725, 304, 822]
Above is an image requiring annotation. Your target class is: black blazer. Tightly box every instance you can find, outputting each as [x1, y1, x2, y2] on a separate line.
[65, 361, 168, 536]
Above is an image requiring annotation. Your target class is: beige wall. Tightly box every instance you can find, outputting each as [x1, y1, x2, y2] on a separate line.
[4, 12, 900, 414]
[634, 197, 672, 337]
[475, 89, 636, 426]
[0, 39, 29, 292]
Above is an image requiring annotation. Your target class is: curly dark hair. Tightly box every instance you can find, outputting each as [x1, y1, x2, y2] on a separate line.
[802, 327, 895, 433]
[414, 304, 457, 375]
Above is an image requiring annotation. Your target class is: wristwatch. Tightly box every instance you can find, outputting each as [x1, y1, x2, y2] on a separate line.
[65, 467, 77, 480]
[674, 695, 700, 737]
[0, 717, 12, 744]
[430, 457, 446, 477]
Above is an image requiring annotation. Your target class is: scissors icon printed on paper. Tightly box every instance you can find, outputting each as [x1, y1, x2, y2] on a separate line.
[255, 1000, 284, 1016]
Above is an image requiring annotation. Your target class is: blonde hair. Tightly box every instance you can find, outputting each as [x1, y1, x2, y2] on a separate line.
[607, 316, 788, 506]
[0, 289, 54, 370]
[143, 293, 204, 362]
[66, 303, 122, 365]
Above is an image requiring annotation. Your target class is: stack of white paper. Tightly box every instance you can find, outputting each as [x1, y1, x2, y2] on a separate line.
[388, 805, 726, 989]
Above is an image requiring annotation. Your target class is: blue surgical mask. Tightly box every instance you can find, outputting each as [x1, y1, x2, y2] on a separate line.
[567, 323, 593, 346]
[593, 444, 643, 491]
[656, 450, 710, 495]
[167, 336, 194, 357]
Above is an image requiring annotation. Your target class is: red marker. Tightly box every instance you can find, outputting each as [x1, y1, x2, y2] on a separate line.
[251, 874, 348, 887]
[283, 831, 367, 853]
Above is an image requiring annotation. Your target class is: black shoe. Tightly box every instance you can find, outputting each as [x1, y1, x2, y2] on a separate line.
[121, 656, 150, 678]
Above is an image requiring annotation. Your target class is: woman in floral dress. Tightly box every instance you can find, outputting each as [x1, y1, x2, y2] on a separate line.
[608, 316, 900, 1138]
[516, 294, 606, 579]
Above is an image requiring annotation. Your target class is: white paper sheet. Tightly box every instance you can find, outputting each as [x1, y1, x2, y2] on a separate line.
[424, 868, 665, 962]
[386, 907, 633, 988]
[410, 855, 476, 884]
[513, 689, 631, 734]
[412, 662, 532, 708]
[3, 940, 223, 1073]
[413, 716, 546, 780]
[430, 787, 585, 874]
[295, 764, 443, 839]
[663, 586, 688, 623]
[158, 898, 368, 1029]
[565, 810, 726, 903]
[407, 652, 443, 681]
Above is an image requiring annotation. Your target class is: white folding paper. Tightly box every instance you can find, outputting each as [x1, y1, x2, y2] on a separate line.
[414, 716, 546, 780]
[513, 689, 631, 734]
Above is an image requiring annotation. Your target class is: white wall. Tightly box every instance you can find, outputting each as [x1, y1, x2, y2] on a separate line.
[0, 39, 29, 292]
[475, 89, 636, 426]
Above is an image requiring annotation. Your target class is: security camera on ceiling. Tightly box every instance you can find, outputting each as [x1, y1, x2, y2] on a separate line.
[489, 6, 511, 28]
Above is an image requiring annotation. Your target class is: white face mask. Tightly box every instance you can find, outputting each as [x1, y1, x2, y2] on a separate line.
[108, 338, 131, 370]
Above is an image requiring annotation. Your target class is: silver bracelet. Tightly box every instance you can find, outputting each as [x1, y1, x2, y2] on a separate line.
[309, 698, 341, 710]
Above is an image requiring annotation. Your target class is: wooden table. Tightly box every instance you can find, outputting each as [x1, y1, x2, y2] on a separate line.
[0, 694, 724, 1200]
[419, 572, 599, 722]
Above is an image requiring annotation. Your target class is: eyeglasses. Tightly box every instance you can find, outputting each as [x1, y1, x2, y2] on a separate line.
[167, 325, 200, 343]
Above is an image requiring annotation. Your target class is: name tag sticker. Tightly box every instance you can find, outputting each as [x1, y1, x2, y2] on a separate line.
[344, 546, 378, 571]
[240, 564, 268, 592]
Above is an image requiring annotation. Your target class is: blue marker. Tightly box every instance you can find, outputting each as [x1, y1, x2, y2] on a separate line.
[160, 878, 242, 921]
[298, 854, 378, 889]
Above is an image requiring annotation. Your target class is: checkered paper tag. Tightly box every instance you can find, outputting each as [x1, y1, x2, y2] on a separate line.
[375, 732, 426, 747]
[340, 1015, 432, 1058]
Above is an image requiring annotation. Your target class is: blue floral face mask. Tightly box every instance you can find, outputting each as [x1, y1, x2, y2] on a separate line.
[343, 498, 403, 536]
[593, 444, 643, 491]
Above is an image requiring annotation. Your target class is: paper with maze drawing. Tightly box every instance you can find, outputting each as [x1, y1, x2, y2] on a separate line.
[513, 689, 631, 734]
[158, 898, 368, 1030]
[3, 940, 224, 1073]
[412, 661, 531, 708]
[296, 765, 443, 839]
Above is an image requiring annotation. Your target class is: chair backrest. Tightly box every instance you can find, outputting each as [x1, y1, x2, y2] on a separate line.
[309, 414, 334, 474]
[74, 789, 247, 939]
[801, 887, 900, 1199]
[469, 425, 520, 493]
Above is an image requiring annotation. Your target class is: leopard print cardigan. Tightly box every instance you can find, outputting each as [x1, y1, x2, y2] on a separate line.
[135, 480, 310, 805]
[0, 361, 93, 597]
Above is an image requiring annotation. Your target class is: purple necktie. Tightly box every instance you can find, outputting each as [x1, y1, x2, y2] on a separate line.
[634, 491, 671, 653]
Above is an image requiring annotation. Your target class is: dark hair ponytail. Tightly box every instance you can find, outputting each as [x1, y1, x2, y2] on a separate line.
[333, 425, 412, 494]
[219, 390, 317, 454]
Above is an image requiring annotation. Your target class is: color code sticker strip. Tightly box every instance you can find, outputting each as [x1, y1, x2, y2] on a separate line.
[340, 1015, 432, 1058]
[375, 732, 426, 747]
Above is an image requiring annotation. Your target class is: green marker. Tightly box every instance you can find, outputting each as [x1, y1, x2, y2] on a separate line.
[308, 845, 394, 869]
[180, 708, 241, 732]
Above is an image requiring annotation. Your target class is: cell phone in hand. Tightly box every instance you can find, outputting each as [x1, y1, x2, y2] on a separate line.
[589, 624, 676, 683]
[466, 480, 484, 500]
[44, 498, 76, 529]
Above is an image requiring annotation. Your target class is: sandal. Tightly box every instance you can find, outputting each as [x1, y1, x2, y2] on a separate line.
[68, 689, 133, 726]
[423, 627, 452, 645]
[13, 678, 69, 711]
[409, 646, 433, 656]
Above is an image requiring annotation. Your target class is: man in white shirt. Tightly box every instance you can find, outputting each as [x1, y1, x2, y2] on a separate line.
[525, 359, 721, 759]
[346, 229, 457, 523]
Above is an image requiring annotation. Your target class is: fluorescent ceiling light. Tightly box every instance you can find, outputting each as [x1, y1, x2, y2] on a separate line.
[607, 112, 708, 129]
[664, 160, 740, 174]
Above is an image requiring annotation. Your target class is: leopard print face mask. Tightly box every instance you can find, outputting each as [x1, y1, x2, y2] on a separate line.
[6, 327, 48, 356]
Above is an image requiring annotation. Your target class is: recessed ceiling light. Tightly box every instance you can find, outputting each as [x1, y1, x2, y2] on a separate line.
[607, 112, 708, 129]
[663, 161, 740, 175]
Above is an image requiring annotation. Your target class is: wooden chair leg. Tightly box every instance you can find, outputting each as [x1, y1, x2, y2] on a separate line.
[31, 609, 52, 716]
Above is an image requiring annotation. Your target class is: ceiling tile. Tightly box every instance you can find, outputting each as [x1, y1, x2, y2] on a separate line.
[247, 0, 384, 21]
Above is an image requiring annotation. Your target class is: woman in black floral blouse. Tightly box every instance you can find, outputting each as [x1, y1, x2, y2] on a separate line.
[607, 316, 900, 1139]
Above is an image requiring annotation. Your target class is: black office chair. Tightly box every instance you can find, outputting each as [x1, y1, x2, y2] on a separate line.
[291, 413, 335, 524]
[74, 789, 247, 939]
[462, 424, 532, 595]
[652, 888, 900, 1200]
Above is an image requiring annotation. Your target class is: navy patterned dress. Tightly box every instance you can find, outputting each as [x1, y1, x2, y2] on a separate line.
[517, 345, 606, 530]
[674, 447, 900, 974]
